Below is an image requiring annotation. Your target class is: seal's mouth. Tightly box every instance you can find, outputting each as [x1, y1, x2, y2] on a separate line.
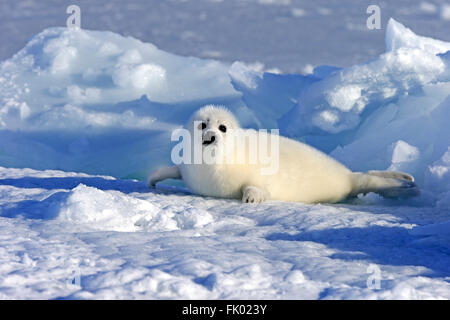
[202, 136, 215, 146]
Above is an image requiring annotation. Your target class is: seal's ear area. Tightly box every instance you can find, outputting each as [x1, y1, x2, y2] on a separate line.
[188, 104, 240, 132]
[186, 105, 240, 130]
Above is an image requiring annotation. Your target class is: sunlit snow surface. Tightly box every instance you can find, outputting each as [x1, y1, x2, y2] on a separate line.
[0, 7, 450, 298]
[0, 166, 449, 299]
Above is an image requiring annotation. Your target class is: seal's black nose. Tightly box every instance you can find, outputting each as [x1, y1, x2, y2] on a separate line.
[203, 135, 215, 145]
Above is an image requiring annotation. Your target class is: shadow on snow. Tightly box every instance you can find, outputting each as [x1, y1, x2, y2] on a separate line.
[266, 225, 450, 278]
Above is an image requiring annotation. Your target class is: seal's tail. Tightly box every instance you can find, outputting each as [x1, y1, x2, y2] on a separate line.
[349, 171, 419, 198]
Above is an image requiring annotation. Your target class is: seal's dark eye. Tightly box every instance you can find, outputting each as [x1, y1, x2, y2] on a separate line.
[198, 122, 207, 130]
[219, 124, 227, 133]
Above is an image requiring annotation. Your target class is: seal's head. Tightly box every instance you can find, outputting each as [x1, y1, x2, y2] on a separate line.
[187, 105, 240, 148]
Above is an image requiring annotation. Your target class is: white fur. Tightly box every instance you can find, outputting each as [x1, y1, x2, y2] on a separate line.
[149, 105, 419, 203]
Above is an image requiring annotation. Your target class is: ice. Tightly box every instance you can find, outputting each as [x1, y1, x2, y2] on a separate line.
[280, 19, 450, 136]
[0, 27, 246, 179]
[388, 140, 421, 174]
[385, 18, 450, 53]
[424, 147, 450, 210]
[229, 61, 318, 128]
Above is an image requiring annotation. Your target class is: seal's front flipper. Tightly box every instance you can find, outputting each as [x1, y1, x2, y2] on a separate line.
[242, 186, 270, 204]
[148, 166, 181, 188]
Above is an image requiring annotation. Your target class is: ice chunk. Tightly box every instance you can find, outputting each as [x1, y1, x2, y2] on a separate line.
[280, 19, 449, 137]
[229, 61, 318, 128]
[386, 18, 450, 53]
[424, 148, 450, 195]
[388, 140, 420, 173]
[0, 27, 243, 179]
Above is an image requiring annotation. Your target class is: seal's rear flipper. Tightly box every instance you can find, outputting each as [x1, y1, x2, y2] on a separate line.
[376, 180, 420, 198]
[350, 173, 420, 199]
[366, 170, 414, 182]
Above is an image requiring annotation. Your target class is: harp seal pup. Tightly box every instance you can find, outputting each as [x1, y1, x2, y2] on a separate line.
[148, 105, 419, 203]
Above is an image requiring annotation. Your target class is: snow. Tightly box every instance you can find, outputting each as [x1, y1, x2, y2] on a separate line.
[0, 166, 449, 299]
[0, 4, 449, 299]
